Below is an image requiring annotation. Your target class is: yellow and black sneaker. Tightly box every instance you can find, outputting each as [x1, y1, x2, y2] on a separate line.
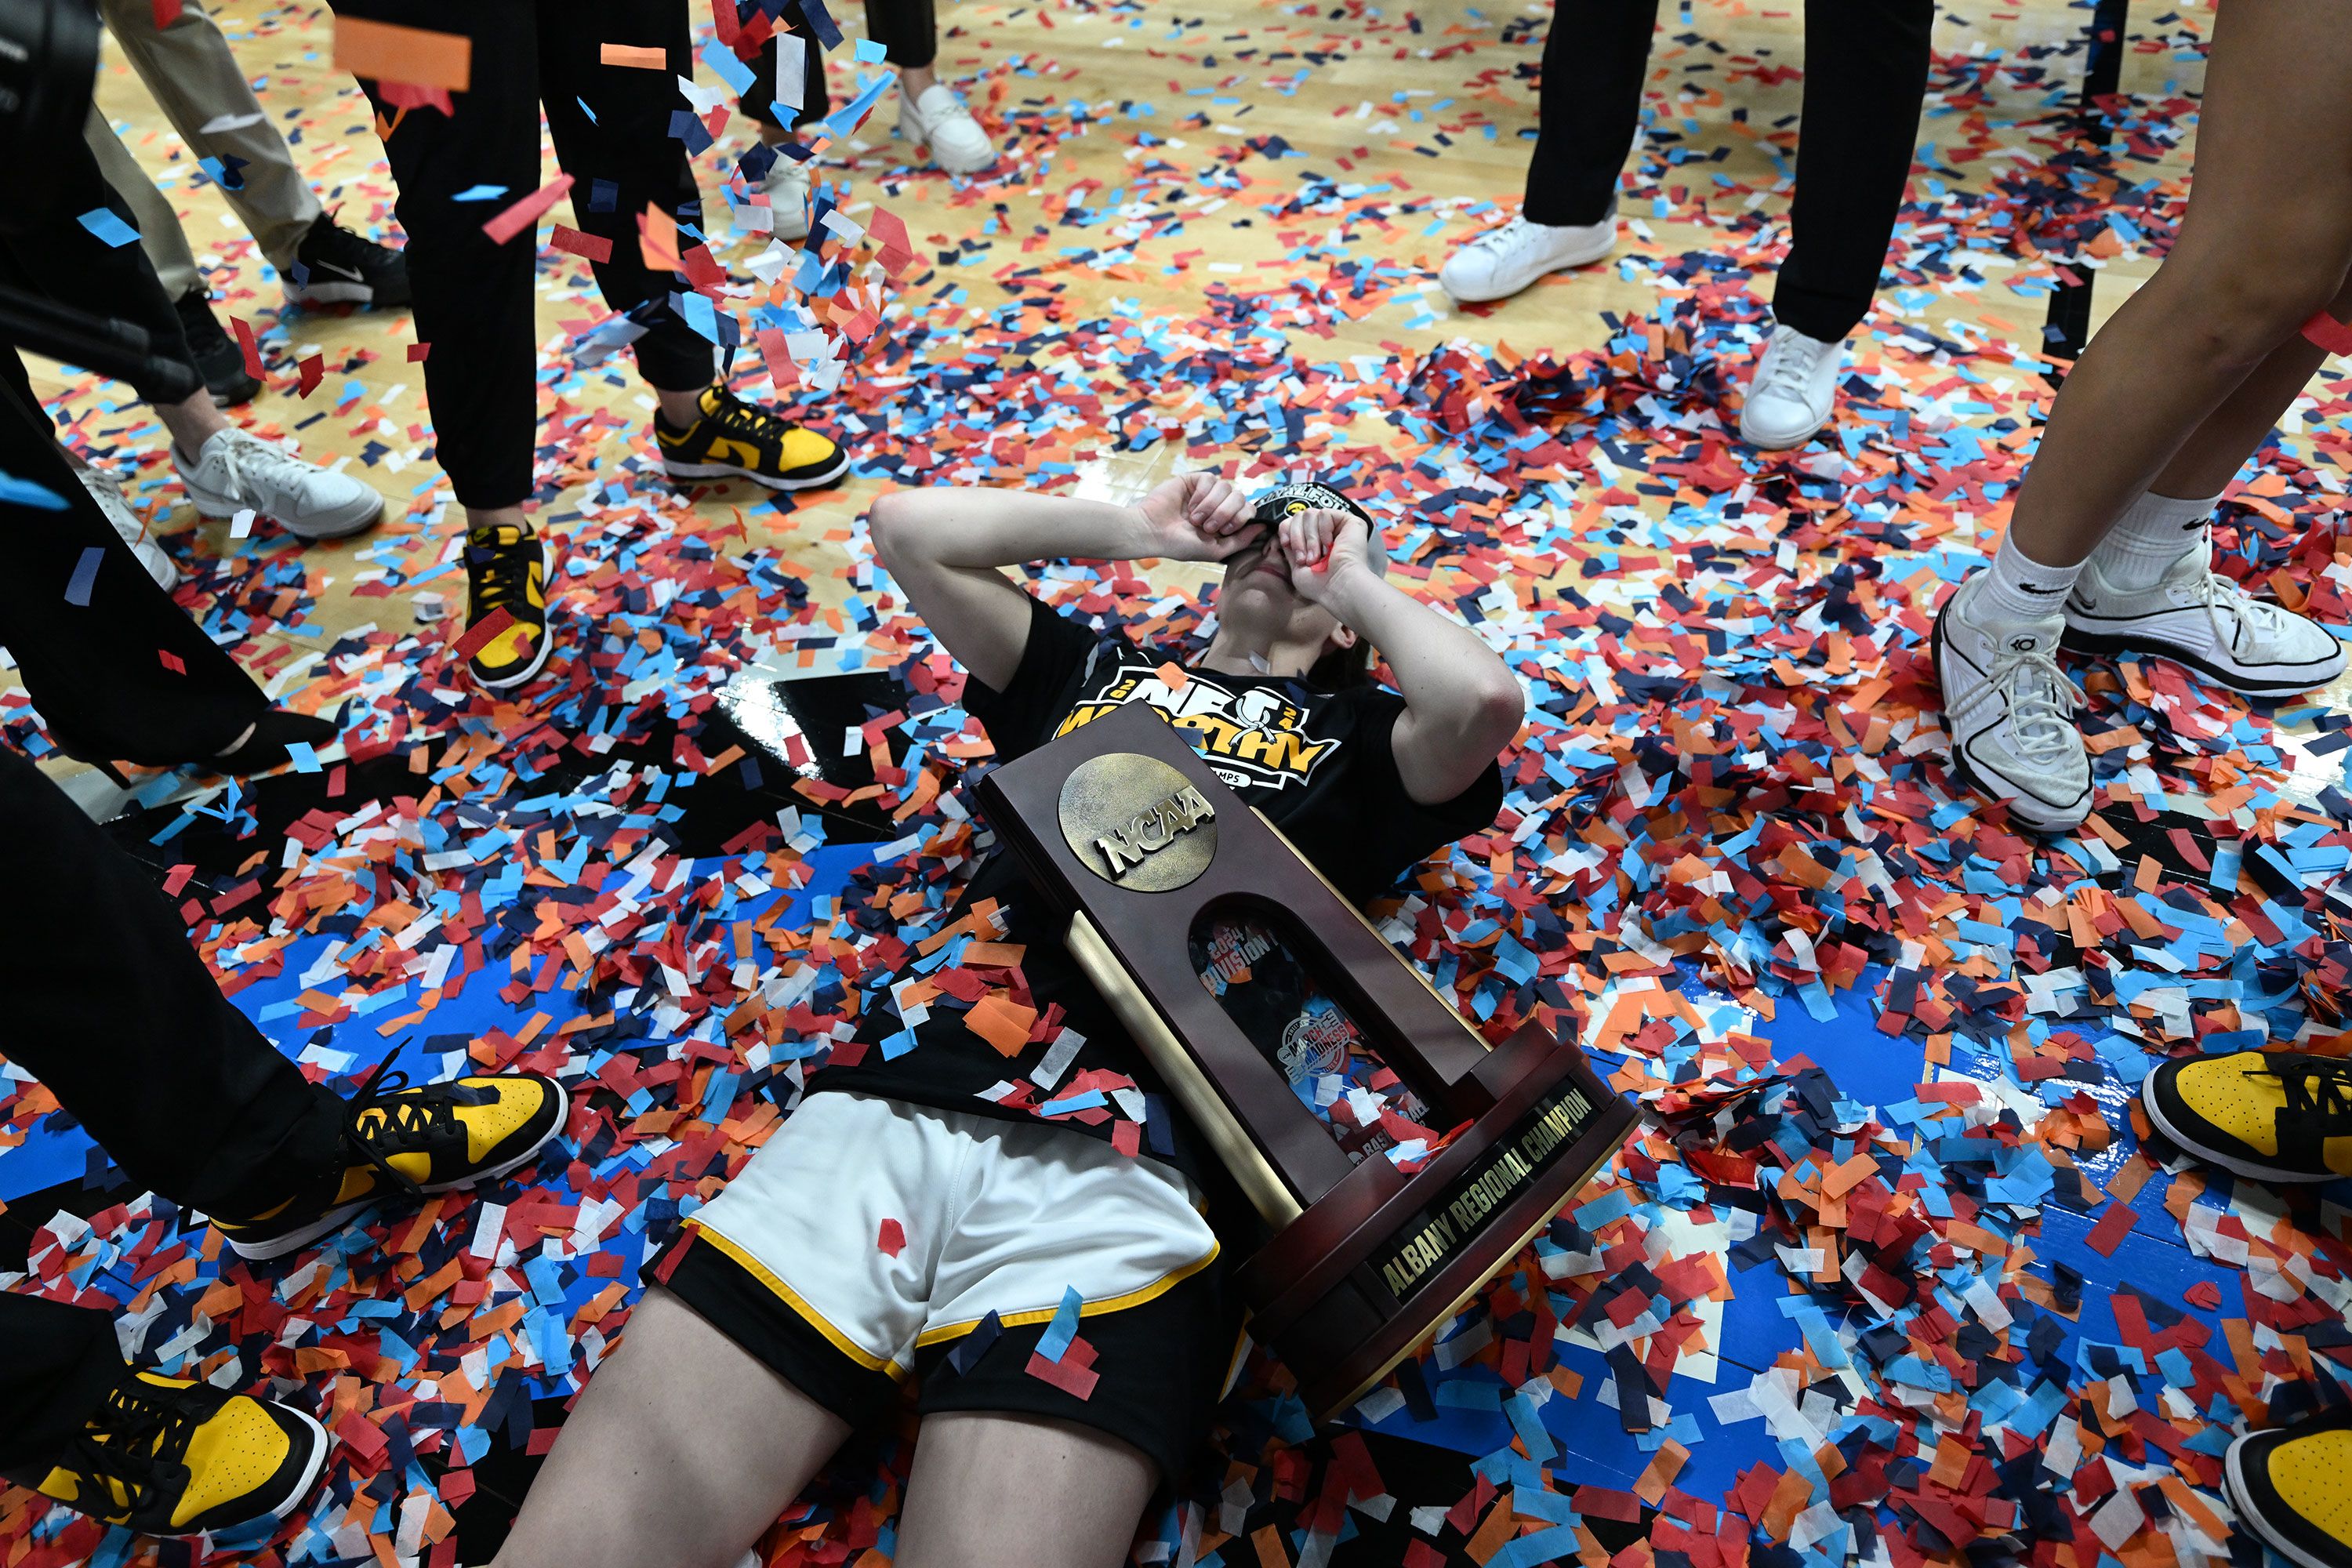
[463, 522, 552, 691]
[214, 1053, 568, 1261]
[5, 1370, 328, 1541]
[654, 386, 849, 491]
[2227, 1406, 2352, 1568]
[2141, 1050, 2352, 1184]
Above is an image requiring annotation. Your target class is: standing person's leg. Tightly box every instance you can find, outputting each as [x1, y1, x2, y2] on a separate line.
[1933, 1, 2352, 833]
[873, 0, 996, 174]
[0, 743, 344, 1212]
[0, 1298, 134, 1473]
[82, 111, 203, 303]
[545, 0, 846, 490]
[1439, 0, 1655, 304]
[1740, 0, 1933, 449]
[735, 3, 837, 241]
[1769, 0, 1933, 343]
[88, 0, 323, 278]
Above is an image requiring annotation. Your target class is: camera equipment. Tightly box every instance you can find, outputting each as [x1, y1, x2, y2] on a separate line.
[0, 0, 201, 401]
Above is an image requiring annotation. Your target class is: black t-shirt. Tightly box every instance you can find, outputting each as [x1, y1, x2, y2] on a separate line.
[808, 594, 1505, 1182]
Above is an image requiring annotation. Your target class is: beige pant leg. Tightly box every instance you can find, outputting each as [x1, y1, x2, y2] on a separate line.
[93, 0, 321, 269]
[82, 105, 202, 300]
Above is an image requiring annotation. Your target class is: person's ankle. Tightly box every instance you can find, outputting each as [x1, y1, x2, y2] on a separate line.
[467, 506, 532, 540]
[654, 385, 713, 428]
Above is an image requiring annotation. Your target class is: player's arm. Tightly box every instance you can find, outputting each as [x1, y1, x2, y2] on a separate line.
[1283, 511, 1524, 806]
[868, 477, 1262, 690]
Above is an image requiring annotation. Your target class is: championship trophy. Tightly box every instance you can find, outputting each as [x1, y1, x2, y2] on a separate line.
[976, 702, 1638, 1420]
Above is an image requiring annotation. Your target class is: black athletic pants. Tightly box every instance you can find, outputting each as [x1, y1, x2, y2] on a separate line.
[0, 125, 274, 760]
[0, 746, 343, 1470]
[321, 0, 723, 510]
[1526, 0, 1933, 342]
[739, 0, 939, 131]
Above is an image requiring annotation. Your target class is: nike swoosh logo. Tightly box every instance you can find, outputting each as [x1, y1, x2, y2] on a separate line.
[2017, 583, 2064, 594]
[311, 260, 365, 281]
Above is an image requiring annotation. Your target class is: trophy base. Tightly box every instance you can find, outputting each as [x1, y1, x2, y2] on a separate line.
[1233, 1041, 1641, 1422]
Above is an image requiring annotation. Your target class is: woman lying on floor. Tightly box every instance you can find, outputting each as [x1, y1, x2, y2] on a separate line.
[486, 471, 1526, 1568]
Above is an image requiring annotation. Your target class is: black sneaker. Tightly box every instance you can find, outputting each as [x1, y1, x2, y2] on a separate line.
[285, 212, 411, 308]
[459, 522, 554, 691]
[2140, 1051, 2352, 1184]
[212, 1051, 568, 1261]
[2, 1370, 328, 1541]
[172, 289, 262, 406]
[654, 386, 849, 490]
[2226, 1406, 2352, 1568]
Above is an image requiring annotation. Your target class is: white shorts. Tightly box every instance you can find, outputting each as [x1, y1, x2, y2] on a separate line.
[652, 1092, 1231, 1478]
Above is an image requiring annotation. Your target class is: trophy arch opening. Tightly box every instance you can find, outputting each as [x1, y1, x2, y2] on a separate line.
[1188, 896, 1440, 1168]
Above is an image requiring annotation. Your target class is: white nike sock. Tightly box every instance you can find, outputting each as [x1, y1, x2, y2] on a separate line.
[2087, 487, 2223, 591]
[1973, 531, 2082, 628]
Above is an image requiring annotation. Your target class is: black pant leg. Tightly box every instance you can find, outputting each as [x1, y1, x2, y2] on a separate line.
[866, 0, 935, 69]
[0, 355, 268, 762]
[742, 5, 836, 129]
[321, 0, 545, 510]
[540, 0, 716, 394]
[0, 133, 200, 405]
[1769, 0, 1935, 341]
[0, 746, 344, 1220]
[1523, 0, 1661, 227]
[0, 1297, 124, 1473]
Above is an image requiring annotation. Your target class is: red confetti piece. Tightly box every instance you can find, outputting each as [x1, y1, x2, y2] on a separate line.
[1024, 1334, 1098, 1399]
[296, 354, 324, 397]
[157, 649, 184, 673]
[481, 174, 575, 245]
[230, 314, 263, 379]
[876, 1218, 906, 1257]
[450, 605, 517, 662]
[151, 0, 181, 26]
[2302, 309, 2352, 357]
[550, 225, 614, 264]
[2183, 1280, 2223, 1310]
[2083, 1200, 2140, 1257]
[408, 341, 431, 361]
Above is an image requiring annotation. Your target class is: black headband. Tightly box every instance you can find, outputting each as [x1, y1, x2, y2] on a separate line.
[1247, 481, 1372, 528]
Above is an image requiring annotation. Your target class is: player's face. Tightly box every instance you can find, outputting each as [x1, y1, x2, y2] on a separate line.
[1215, 525, 1345, 652]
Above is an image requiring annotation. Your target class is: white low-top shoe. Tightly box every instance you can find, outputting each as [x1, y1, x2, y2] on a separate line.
[752, 155, 813, 242]
[74, 466, 180, 590]
[1437, 209, 1616, 304]
[900, 83, 996, 176]
[2063, 540, 2347, 698]
[1932, 573, 2093, 833]
[1739, 325, 1844, 448]
[173, 426, 383, 542]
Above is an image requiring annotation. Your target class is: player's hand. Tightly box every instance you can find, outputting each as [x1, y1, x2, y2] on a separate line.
[1129, 473, 1261, 562]
[1278, 507, 1379, 607]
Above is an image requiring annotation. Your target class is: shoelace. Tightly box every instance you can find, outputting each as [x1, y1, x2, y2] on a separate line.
[54, 1379, 198, 1520]
[1461, 219, 1536, 259]
[2264, 1056, 2352, 1128]
[340, 1047, 456, 1199]
[201, 429, 318, 510]
[1984, 643, 2086, 762]
[706, 393, 795, 445]
[1754, 329, 1831, 403]
[2183, 569, 2299, 657]
[467, 529, 538, 621]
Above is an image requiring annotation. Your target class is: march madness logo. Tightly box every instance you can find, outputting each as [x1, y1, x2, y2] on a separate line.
[1052, 662, 1341, 793]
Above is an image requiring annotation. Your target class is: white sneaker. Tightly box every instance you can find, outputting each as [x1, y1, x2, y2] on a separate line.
[2063, 539, 2347, 698]
[1437, 209, 1616, 304]
[74, 466, 180, 591]
[1932, 573, 2093, 833]
[752, 156, 812, 242]
[899, 83, 996, 176]
[173, 426, 383, 541]
[1739, 325, 1844, 448]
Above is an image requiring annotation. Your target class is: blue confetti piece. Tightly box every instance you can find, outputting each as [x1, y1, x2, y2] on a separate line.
[285, 742, 322, 774]
[64, 546, 103, 606]
[77, 209, 140, 248]
[576, 96, 598, 125]
[1034, 1286, 1083, 1363]
[452, 183, 510, 202]
[0, 469, 68, 510]
[854, 38, 888, 63]
[800, 0, 845, 49]
[700, 38, 756, 93]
